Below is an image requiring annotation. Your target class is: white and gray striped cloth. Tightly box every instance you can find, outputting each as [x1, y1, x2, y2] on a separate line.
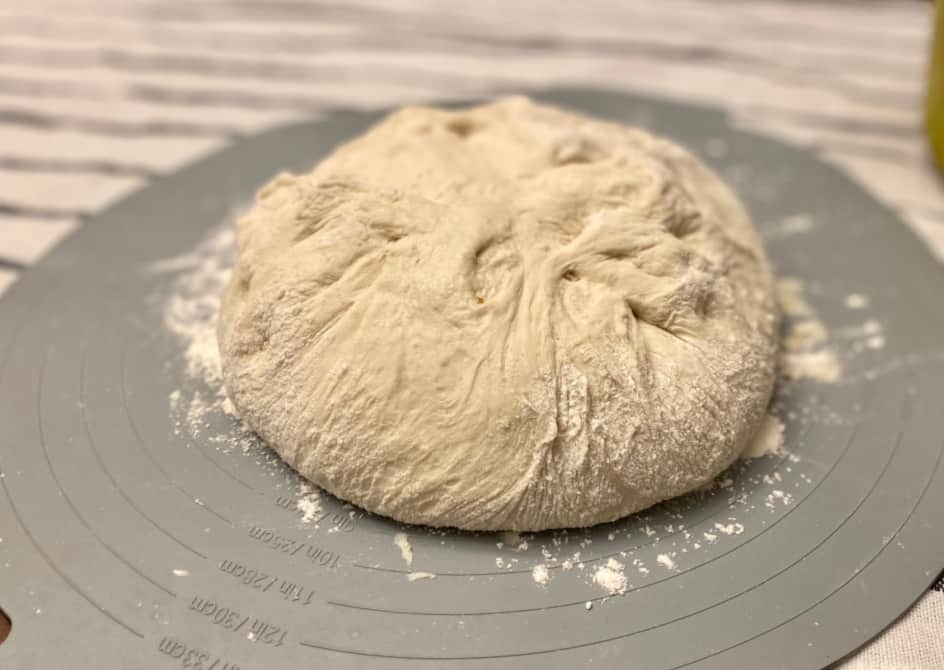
[0, 1, 941, 667]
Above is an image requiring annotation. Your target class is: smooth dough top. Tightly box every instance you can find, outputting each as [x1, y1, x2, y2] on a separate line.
[218, 97, 779, 531]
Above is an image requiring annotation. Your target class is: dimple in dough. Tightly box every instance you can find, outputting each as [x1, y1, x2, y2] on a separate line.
[218, 97, 780, 531]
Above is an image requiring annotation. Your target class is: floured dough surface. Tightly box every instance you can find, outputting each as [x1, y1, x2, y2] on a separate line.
[218, 97, 779, 531]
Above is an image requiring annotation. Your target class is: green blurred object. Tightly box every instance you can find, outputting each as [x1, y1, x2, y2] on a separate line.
[929, 1, 944, 167]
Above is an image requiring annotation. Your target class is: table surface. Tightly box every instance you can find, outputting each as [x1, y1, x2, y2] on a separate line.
[0, 1, 941, 668]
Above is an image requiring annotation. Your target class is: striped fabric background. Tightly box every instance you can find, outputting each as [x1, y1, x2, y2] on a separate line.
[0, 1, 941, 667]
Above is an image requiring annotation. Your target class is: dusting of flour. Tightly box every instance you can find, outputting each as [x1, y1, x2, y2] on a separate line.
[531, 564, 551, 586]
[296, 484, 322, 523]
[776, 278, 842, 383]
[407, 572, 436, 582]
[741, 414, 785, 459]
[394, 532, 414, 567]
[153, 225, 235, 390]
[656, 553, 677, 570]
[154, 222, 247, 445]
[593, 558, 628, 595]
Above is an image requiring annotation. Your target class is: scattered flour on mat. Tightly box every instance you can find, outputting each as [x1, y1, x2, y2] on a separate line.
[780, 281, 889, 379]
[741, 415, 785, 459]
[153, 221, 261, 449]
[778, 214, 814, 235]
[781, 350, 842, 383]
[531, 564, 550, 586]
[296, 485, 323, 523]
[777, 278, 842, 383]
[765, 490, 794, 510]
[511, 443, 814, 598]
[714, 521, 745, 536]
[153, 224, 235, 390]
[837, 319, 886, 354]
[656, 554, 676, 571]
[844, 293, 869, 310]
[766, 213, 815, 239]
[407, 572, 436, 582]
[593, 558, 628, 595]
[394, 533, 414, 567]
[865, 335, 885, 351]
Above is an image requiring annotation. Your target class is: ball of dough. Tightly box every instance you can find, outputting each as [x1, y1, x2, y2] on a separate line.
[218, 97, 779, 531]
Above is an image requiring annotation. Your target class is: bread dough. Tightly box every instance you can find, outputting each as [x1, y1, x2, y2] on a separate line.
[218, 97, 779, 531]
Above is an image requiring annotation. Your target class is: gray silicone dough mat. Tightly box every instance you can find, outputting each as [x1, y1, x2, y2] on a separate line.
[1, 88, 943, 670]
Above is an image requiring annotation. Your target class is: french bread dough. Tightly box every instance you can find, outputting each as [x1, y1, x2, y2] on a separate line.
[218, 97, 779, 531]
